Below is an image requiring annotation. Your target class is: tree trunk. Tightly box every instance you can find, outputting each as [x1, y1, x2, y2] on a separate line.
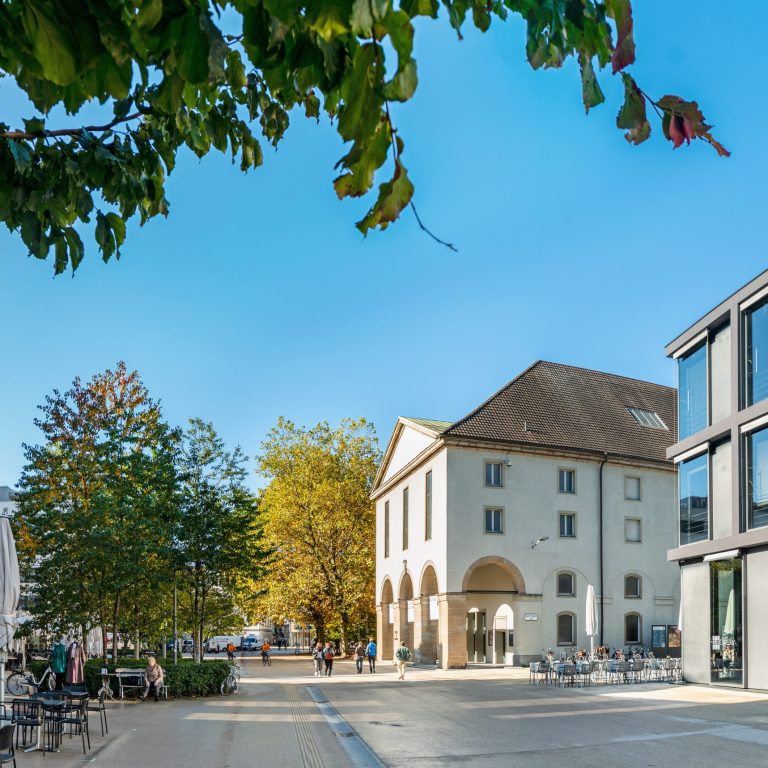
[101, 624, 108, 663]
[112, 595, 120, 662]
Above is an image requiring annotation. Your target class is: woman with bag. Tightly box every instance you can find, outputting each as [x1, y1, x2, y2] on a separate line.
[312, 643, 324, 677]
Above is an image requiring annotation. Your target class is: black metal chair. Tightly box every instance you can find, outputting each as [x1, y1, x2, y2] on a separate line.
[87, 690, 108, 736]
[0, 723, 17, 768]
[10, 700, 41, 749]
[61, 697, 90, 754]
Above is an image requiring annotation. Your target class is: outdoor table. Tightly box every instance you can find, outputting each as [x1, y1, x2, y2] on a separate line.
[21, 694, 67, 753]
[98, 674, 118, 701]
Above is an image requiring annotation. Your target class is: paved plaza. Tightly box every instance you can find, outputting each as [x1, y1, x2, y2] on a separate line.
[16, 656, 768, 768]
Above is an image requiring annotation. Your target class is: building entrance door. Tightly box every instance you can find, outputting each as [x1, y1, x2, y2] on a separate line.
[494, 630, 506, 664]
[466, 611, 486, 663]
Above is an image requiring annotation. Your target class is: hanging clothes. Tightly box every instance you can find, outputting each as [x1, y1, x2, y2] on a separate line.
[65, 641, 87, 685]
[51, 641, 67, 690]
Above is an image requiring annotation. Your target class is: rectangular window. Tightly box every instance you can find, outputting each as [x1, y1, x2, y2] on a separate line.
[625, 614, 641, 644]
[384, 501, 390, 558]
[624, 476, 641, 501]
[745, 299, 768, 408]
[625, 575, 642, 598]
[402, 487, 409, 551]
[746, 426, 768, 529]
[678, 343, 707, 440]
[559, 512, 575, 538]
[624, 517, 642, 543]
[680, 453, 709, 545]
[557, 614, 574, 645]
[557, 572, 574, 596]
[710, 557, 742, 686]
[485, 461, 503, 487]
[558, 468, 575, 494]
[425, 470, 433, 541]
[484, 507, 503, 534]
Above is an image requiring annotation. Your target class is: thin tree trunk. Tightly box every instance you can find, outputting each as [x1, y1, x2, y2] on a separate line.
[112, 595, 120, 662]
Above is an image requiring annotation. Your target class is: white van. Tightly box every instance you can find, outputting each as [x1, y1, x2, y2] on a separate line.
[205, 636, 242, 653]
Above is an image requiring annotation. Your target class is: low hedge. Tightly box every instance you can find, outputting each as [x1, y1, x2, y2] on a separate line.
[29, 657, 230, 698]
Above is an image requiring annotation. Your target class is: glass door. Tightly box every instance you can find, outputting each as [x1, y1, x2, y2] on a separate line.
[710, 558, 742, 685]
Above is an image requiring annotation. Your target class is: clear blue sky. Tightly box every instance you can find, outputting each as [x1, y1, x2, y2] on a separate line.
[1, 2, 765, 488]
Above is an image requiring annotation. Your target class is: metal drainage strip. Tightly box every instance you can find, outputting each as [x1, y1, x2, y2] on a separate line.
[307, 686, 386, 768]
[287, 684, 325, 768]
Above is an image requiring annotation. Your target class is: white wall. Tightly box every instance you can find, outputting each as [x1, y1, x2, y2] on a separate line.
[381, 426, 435, 484]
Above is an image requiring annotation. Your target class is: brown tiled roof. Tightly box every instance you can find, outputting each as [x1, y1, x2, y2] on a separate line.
[442, 361, 677, 464]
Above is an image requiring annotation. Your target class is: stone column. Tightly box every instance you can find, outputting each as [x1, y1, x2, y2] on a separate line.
[397, 599, 414, 651]
[438, 592, 468, 669]
[414, 596, 438, 665]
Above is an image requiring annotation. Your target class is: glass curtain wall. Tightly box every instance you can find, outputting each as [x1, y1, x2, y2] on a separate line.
[745, 299, 768, 407]
[746, 426, 768, 528]
[679, 344, 707, 440]
[710, 558, 742, 685]
[680, 453, 708, 544]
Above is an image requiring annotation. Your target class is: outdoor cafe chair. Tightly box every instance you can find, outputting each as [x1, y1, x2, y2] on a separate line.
[557, 663, 578, 687]
[607, 660, 628, 685]
[61, 697, 90, 754]
[10, 700, 41, 749]
[0, 723, 17, 768]
[628, 659, 646, 683]
[87, 690, 108, 736]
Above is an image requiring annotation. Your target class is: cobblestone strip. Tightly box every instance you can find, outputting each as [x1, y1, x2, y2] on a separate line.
[287, 683, 325, 768]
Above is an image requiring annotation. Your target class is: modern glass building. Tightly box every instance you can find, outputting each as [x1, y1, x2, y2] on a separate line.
[666, 270, 768, 688]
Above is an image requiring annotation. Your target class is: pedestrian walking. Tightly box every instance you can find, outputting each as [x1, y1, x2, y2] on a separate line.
[313, 642, 324, 677]
[354, 641, 365, 674]
[323, 642, 335, 677]
[366, 638, 377, 673]
[394, 640, 411, 680]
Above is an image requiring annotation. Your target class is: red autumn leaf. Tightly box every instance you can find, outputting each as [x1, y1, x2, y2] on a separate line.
[668, 113, 687, 148]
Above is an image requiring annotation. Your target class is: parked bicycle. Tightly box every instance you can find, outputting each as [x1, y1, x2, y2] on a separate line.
[220, 663, 240, 695]
[6, 663, 56, 696]
[262, 651, 271, 667]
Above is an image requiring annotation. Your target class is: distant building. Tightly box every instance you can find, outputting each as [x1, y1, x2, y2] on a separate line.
[0, 486, 17, 518]
[666, 269, 768, 689]
[372, 362, 680, 668]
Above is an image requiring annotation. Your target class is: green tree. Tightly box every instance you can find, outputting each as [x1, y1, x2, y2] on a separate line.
[0, 1, 727, 274]
[14, 362, 180, 658]
[175, 418, 261, 662]
[257, 417, 380, 650]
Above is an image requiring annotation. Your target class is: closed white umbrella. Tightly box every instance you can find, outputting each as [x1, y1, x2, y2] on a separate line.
[585, 584, 598, 657]
[0, 515, 21, 704]
[87, 627, 103, 657]
[723, 589, 735, 637]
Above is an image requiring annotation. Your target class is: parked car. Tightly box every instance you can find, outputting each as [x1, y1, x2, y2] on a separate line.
[242, 636, 259, 651]
[205, 635, 243, 653]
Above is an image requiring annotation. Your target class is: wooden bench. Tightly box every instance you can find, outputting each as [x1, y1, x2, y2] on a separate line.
[115, 668, 169, 700]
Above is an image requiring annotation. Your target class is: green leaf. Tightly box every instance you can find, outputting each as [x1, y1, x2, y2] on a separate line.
[383, 59, 418, 101]
[356, 160, 414, 234]
[400, 0, 438, 17]
[579, 55, 604, 114]
[605, 0, 635, 73]
[21, 1, 79, 85]
[136, 0, 163, 30]
[385, 10, 414, 66]
[616, 73, 650, 145]
[63, 227, 85, 272]
[95, 211, 116, 262]
[54, 236, 68, 275]
[22, 117, 45, 134]
[7, 140, 33, 172]
[106, 213, 126, 248]
[350, 0, 375, 36]
[175, 11, 210, 84]
[338, 45, 382, 144]
[309, 2, 350, 42]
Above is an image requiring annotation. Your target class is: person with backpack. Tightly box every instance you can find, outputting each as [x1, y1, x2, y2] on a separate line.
[366, 638, 377, 673]
[394, 640, 411, 680]
[312, 642, 324, 677]
[354, 641, 366, 674]
[323, 642, 335, 676]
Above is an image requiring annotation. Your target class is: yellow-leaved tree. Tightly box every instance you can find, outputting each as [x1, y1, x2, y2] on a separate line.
[257, 418, 380, 650]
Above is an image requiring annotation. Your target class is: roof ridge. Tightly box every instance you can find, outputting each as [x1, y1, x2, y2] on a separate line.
[537, 360, 675, 392]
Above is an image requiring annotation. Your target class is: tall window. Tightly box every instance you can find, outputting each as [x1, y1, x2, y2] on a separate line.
[624, 518, 642, 543]
[678, 343, 707, 440]
[558, 468, 576, 494]
[557, 613, 575, 645]
[484, 507, 503, 534]
[625, 575, 642, 598]
[402, 487, 409, 551]
[624, 476, 641, 501]
[624, 613, 642, 644]
[680, 453, 708, 544]
[425, 470, 433, 541]
[559, 512, 575, 538]
[557, 572, 575, 596]
[485, 461, 503, 487]
[745, 299, 768, 407]
[384, 501, 390, 558]
[746, 425, 768, 529]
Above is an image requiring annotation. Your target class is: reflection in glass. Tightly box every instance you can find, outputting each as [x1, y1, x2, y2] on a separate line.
[679, 344, 707, 440]
[747, 426, 768, 529]
[710, 559, 742, 686]
[680, 453, 708, 545]
[746, 299, 768, 407]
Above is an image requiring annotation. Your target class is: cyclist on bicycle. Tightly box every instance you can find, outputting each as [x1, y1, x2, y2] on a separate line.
[261, 641, 271, 664]
[226, 642, 236, 661]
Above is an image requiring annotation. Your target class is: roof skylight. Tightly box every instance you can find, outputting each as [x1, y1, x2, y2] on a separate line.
[628, 407, 668, 430]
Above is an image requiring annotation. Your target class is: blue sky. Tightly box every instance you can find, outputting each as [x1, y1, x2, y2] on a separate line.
[1, 2, 765, 488]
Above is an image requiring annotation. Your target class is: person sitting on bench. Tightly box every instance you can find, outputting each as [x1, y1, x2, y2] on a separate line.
[140, 656, 164, 702]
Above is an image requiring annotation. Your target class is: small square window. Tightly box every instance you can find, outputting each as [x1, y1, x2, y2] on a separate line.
[558, 469, 576, 494]
[557, 572, 575, 596]
[484, 507, 503, 534]
[625, 518, 642, 543]
[485, 461, 503, 487]
[625, 476, 641, 501]
[559, 512, 576, 538]
[625, 575, 642, 598]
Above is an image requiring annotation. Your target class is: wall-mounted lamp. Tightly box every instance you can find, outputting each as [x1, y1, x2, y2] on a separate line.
[531, 536, 549, 550]
[402, 559, 408, 573]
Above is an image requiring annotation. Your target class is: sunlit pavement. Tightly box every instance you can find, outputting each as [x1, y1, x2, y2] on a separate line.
[17, 657, 768, 768]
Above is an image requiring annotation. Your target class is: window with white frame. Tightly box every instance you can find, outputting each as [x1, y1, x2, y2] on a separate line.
[625, 517, 642, 543]
[625, 574, 642, 598]
[557, 572, 575, 597]
[625, 613, 642, 644]
[557, 613, 575, 645]
[559, 512, 576, 538]
[624, 476, 641, 501]
[484, 507, 503, 534]
[558, 468, 576, 494]
[485, 461, 503, 487]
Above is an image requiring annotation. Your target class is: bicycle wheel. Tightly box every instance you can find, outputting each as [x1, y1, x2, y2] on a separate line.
[230, 676, 239, 694]
[220, 675, 235, 696]
[6, 673, 31, 696]
[46, 672, 56, 691]
[267, 656, 271, 667]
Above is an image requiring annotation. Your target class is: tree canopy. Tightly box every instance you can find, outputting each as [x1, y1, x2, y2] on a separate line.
[0, 0, 727, 274]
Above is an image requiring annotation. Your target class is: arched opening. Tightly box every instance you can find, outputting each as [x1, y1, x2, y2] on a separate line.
[398, 572, 415, 651]
[418, 564, 439, 664]
[492, 603, 515, 664]
[380, 578, 394, 661]
[463, 556, 525, 593]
